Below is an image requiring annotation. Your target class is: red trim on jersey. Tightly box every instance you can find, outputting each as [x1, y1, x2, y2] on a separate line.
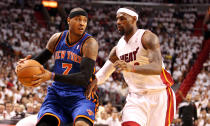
[165, 87, 174, 126]
[160, 68, 174, 87]
[122, 121, 141, 126]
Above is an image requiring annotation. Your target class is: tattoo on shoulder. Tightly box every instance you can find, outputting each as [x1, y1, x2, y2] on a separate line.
[47, 32, 62, 53]
[143, 31, 159, 50]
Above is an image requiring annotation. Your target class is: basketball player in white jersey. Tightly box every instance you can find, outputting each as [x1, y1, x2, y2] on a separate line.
[86, 7, 176, 126]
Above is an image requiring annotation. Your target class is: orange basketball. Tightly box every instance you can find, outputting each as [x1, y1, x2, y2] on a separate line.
[16, 59, 43, 87]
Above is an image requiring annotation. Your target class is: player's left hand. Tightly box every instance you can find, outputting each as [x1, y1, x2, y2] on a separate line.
[85, 79, 98, 99]
[15, 55, 32, 73]
[31, 66, 52, 86]
[114, 60, 133, 72]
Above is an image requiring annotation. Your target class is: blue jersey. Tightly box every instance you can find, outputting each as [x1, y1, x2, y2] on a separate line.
[52, 30, 92, 91]
[38, 31, 99, 125]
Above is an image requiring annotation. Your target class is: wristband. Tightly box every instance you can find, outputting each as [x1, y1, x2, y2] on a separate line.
[51, 72, 55, 80]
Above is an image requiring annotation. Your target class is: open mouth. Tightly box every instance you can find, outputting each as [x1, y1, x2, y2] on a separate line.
[79, 28, 84, 32]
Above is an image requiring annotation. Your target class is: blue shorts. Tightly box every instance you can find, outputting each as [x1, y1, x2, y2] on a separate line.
[37, 86, 99, 126]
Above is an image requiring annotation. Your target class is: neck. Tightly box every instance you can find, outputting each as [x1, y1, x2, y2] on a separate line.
[68, 30, 82, 44]
[124, 27, 138, 42]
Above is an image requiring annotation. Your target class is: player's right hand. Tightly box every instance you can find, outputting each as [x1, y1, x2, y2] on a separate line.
[17, 55, 32, 65]
[85, 79, 98, 99]
[114, 60, 133, 72]
[15, 55, 32, 73]
[31, 66, 51, 86]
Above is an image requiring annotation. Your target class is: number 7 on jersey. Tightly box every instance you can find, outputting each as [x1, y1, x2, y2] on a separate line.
[62, 63, 72, 75]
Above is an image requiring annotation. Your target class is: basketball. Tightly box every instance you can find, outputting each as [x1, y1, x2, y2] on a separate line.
[16, 59, 43, 87]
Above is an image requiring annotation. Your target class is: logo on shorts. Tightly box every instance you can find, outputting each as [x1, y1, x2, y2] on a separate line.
[87, 109, 94, 116]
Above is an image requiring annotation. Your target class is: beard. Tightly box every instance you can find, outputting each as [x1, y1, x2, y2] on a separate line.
[119, 29, 125, 35]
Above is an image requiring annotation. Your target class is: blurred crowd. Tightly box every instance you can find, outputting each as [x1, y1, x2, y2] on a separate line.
[0, 0, 56, 121]
[0, 0, 209, 125]
[172, 58, 210, 126]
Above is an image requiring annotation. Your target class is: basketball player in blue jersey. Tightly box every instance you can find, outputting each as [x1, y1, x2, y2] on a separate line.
[16, 8, 99, 126]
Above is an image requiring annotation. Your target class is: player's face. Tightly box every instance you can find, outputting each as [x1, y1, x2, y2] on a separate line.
[68, 16, 88, 36]
[116, 13, 133, 35]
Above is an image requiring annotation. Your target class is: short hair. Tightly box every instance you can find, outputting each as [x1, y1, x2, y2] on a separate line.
[5, 101, 12, 106]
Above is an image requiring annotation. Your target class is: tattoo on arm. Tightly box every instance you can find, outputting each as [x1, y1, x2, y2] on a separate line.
[130, 31, 162, 75]
[46, 33, 62, 53]
[82, 37, 98, 61]
[143, 31, 162, 66]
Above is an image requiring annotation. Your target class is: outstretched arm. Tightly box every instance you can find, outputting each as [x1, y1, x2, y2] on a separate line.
[95, 46, 119, 85]
[108, 46, 119, 63]
[114, 31, 162, 75]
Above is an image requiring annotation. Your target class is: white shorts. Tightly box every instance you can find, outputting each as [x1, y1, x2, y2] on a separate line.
[122, 87, 176, 126]
[16, 114, 38, 126]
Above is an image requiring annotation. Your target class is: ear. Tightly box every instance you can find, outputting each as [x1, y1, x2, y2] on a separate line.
[132, 16, 137, 23]
[67, 17, 71, 24]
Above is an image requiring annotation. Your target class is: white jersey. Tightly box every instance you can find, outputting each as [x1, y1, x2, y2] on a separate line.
[116, 29, 173, 93]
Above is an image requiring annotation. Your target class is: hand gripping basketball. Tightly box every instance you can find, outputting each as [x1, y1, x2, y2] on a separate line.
[16, 55, 47, 87]
[15, 55, 31, 73]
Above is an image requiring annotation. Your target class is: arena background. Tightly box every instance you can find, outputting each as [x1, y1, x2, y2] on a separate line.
[0, 0, 209, 126]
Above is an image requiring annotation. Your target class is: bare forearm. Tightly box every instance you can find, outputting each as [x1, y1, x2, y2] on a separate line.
[133, 63, 162, 75]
